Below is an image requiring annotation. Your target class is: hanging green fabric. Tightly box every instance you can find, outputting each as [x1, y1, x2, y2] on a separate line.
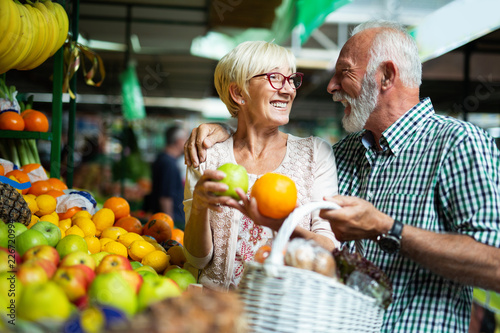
[120, 63, 146, 120]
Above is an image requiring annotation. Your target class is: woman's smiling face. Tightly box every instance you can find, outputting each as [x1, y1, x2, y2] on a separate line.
[242, 65, 297, 127]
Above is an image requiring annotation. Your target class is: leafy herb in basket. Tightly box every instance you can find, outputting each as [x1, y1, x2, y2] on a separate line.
[333, 247, 393, 309]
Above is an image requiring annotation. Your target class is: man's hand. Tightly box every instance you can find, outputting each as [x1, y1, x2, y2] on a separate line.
[184, 123, 232, 167]
[319, 195, 394, 242]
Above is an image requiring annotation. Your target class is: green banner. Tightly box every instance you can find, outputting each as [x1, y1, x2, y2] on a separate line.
[120, 64, 146, 120]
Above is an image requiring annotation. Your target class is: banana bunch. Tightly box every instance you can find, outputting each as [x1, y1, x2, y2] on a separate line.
[0, 0, 69, 74]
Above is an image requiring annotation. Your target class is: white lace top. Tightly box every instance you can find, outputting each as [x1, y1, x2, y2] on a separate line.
[183, 134, 339, 291]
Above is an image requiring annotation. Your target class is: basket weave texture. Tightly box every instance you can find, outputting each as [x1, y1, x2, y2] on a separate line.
[238, 202, 385, 333]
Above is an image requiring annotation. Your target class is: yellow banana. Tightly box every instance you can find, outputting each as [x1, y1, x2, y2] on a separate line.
[17, 3, 49, 70]
[20, 0, 58, 70]
[0, 0, 22, 59]
[14, 4, 40, 70]
[0, 2, 35, 73]
[43, 0, 69, 56]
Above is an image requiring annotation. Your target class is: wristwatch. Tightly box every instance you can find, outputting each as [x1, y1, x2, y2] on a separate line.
[377, 220, 404, 254]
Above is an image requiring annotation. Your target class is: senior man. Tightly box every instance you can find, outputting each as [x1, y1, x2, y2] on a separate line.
[184, 20, 500, 332]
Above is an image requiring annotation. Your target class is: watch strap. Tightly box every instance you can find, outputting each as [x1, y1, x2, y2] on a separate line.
[388, 219, 403, 239]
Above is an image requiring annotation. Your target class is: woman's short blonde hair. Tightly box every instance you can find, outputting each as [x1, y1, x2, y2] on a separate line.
[214, 41, 297, 117]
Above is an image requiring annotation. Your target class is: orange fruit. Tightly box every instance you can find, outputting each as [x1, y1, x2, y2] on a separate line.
[21, 163, 43, 174]
[46, 189, 65, 198]
[28, 180, 51, 196]
[22, 110, 49, 132]
[114, 216, 143, 235]
[0, 111, 24, 131]
[47, 177, 68, 191]
[148, 212, 174, 231]
[251, 173, 297, 219]
[103, 196, 130, 221]
[0, 164, 4, 176]
[142, 218, 172, 243]
[254, 244, 272, 263]
[170, 228, 184, 246]
[58, 206, 82, 220]
[5, 169, 30, 194]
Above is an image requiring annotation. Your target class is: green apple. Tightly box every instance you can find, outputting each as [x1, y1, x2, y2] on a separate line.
[0, 272, 23, 319]
[130, 261, 143, 270]
[0, 221, 8, 248]
[90, 251, 111, 267]
[31, 221, 61, 247]
[0, 222, 28, 249]
[88, 272, 137, 317]
[17, 281, 72, 323]
[163, 267, 197, 291]
[136, 270, 157, 280]
[137, 275, 181, 312]
[15, 229, 48, 256]
[60, 251, 96, 271]
[214, 163, 249, 199]
[56, 234, 88, 259]
[134, 264, 158, 276]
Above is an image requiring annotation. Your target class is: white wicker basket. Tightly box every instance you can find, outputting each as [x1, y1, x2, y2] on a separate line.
[238, 201, 385, 333]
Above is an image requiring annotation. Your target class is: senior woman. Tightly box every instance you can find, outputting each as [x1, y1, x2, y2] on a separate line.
[183, 41, 338, 291]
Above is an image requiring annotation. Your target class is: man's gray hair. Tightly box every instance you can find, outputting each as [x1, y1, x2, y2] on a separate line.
[352, 20, 422, 88]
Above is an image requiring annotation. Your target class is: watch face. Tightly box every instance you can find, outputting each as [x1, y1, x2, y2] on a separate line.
[379, 236, 400, 254]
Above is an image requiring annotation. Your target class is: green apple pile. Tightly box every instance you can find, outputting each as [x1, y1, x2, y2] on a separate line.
[0, 218, 198, 332]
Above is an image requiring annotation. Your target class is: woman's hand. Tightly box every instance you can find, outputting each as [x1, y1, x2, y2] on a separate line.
[191, 169, 238, 214]
[225, 188, 285, 232]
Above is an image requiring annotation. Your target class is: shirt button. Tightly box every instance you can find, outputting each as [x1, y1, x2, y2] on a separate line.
[367, 191, 373, 200]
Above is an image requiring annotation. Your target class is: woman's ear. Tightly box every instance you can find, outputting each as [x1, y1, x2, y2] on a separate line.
[380, 61, 397, 91]
[229, 83, 245, 105]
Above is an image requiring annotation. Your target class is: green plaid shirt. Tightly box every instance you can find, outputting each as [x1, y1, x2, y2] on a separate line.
[333, 98, 500, 332]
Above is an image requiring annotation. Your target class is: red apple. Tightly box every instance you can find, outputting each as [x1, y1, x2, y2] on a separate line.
[23, 258, 57, 279]
[96, 254, 132, 274]
[16, 261, 49, 285]
[0, 246, 21, 266]
[60, 251, 96, 271]
[52, 266, 88, 302]
[71, 264, 96, 285]
[116, 269, 143, 294]
[22, 245, 60, 267]
[74, 294, 89, 310]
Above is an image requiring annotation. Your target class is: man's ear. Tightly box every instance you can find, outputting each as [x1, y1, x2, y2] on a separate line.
[380, 61, 397, 91]
[229, 83, 244, 105]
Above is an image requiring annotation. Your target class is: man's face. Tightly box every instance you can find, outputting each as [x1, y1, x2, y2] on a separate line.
[327, 30, 380, 132]
[334, 71, 379, 133]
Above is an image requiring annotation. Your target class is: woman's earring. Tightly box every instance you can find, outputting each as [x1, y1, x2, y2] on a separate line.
[241, 100, 245, 104]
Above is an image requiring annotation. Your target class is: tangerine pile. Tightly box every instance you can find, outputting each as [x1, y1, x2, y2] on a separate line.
[251, 172, 297, 219]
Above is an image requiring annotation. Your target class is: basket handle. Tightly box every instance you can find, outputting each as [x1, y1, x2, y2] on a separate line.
[266, 201, 341, 267]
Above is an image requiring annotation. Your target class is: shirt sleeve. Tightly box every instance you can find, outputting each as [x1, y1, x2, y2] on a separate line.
[440, 124, 500, 247]
[309, 137, 340, 247]
[182, 164, 214, 268]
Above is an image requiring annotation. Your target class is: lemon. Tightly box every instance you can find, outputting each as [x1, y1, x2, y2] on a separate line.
[92, 208, 115, 231]
[38, 214, 59, 226]
[141, 235, 157, 244]
[101, 227, 128, 241]
[73, 217, 97, 237]
[99, 237, 114, 247]
[72, 210, 93, 220]
[27, 215, 39, 229]
[59, 218, 72, 232]
[35, 194, 57, 216]
[128, 240, 156, 261]
[141, 250, 170, 273]
[102, 241, 128, 258]
[118, 232, 143, 248]
[84, 236, 101, 254]
[22, 195, 38, 214]
[66, 225, 85, 238]
[59, 228, 66, 239]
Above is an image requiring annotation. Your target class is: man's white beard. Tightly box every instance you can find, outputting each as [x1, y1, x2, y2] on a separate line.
[333, 72, 379, 133]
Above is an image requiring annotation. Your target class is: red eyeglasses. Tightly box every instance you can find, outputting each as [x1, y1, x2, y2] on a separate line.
[251, 72, 304, 90]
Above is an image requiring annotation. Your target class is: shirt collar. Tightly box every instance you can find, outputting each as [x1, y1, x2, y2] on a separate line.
[359, 97, 435, 155]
